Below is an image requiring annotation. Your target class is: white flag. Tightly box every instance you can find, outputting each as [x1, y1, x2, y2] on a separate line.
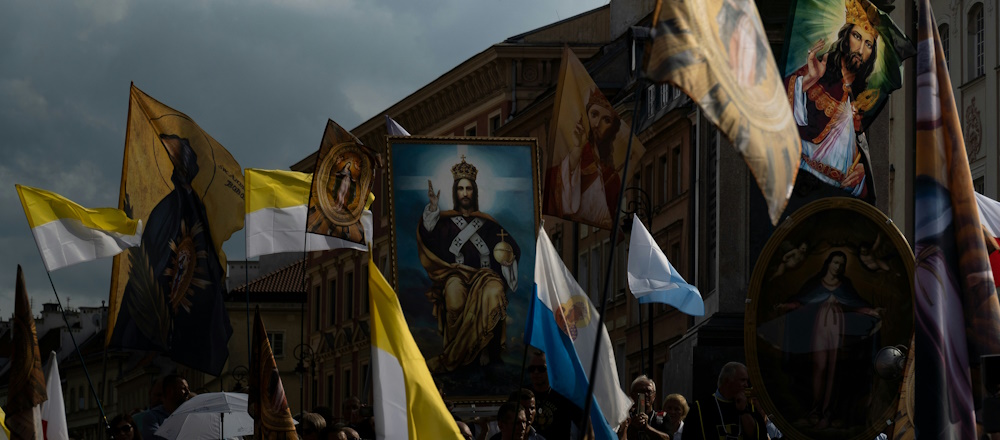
[40, 352, 68, 440]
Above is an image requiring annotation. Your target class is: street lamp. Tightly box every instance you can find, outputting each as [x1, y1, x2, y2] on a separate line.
[293, 343, 315, 414]
[230, 365, 249, 392]
[620, 185, 655, 376]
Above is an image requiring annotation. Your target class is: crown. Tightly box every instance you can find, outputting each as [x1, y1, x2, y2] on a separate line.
[845, 0, 880, 38]
[451, 155, 478, 181]
[587, 87, 615, 112]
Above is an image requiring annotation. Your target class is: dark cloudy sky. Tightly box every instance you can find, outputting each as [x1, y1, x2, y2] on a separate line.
[0, 0, 606, 317]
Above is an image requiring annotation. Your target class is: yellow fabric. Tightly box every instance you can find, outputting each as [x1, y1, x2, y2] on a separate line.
[16, 185, 138, 234]
[646, 0, 800, 225]
[368, 259, 462, 439]
[0, 389, 11, 439]
[108, 84, 245, 346]
[245, 169, 313, 212]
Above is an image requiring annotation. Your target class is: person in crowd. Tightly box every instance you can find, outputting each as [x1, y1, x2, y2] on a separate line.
[509, 388, 546, 439]
[492, 401, 529, 440]
[684, 362, 768, 440]
[110, 413, 142, 440]
[456, 420, 475, 440]
[297, 412, 326, 440]
[134, 374, 190, 440]
[662, 393, 689, 440]
[618, 375, 670, 439]
[526, 351, 583, 439]
[341, 397, 361, 425]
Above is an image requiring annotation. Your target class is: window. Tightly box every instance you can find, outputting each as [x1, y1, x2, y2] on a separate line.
[580, 223, 589, 239]
[327, 374, 334, 406]
[329, 279, 337, 325]
[939, 24, 950, 68]
[617, 244, 627, 298]
[647, 85, 656, 118]
[672, 146, 682, 198]
[344, 271, 354, 320]
[975, 176, 985, 194]
[314, 286, 322, 331]
[970, 3, 985, 78]
[579, 252, 589, 293]
[551, 230, 563, 257]
[660, 84, 671, 106]
[361, 266, 369, 315]
[79, 385, 85, 410]
[342, 369, 353, 399]
[267, 331, 285, 357]
[644, 163, 654, 196]
[590, 245, 601, 301]
[489, 113, 502, 136]
[361, 363, 371, 400]
[465, 123, 477, 137]
[658, 155, 668, 205]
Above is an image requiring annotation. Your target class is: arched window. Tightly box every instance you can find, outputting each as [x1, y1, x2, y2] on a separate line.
[969, 3, 985, 78]
[939, 24, 950, 68]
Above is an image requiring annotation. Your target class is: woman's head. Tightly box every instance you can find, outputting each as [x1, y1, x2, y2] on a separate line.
[662, 393, 690, 424]
[110, 414, 140, 440]
[821, 251, 848, 277]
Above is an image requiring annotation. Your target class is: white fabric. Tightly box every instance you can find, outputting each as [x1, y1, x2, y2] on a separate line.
[40, 352, 68, 440]
[155, 392, 253, 440]
[372, 346, 407, 440]
[535, 228, 633, 429]
[976, 192, 1000, 239]
[31, 218, 142, 271]
[385, 115, 411, 136]
[245, 205, 370, 258]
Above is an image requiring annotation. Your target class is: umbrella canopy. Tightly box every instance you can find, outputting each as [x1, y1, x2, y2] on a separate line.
[156, 392, 254, 440]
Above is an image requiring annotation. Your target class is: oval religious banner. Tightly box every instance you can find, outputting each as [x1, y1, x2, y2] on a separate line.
[306, 119, 377, 246]
[746, 197, 913, 440]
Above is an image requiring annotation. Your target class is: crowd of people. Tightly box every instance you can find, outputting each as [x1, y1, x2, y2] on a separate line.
[108, 359, 781, 440]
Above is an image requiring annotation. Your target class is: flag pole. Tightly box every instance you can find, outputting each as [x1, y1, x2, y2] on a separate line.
[581, 79, 645, 437]
[42, 270, 114, 439]
[245, 236, 252, 370]
[298, 230, 309, 416]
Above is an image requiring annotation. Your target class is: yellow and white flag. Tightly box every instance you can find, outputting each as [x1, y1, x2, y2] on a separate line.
[16, 185, 141, 271]
[246, 169, 371, 258]
[368, 259, 461, 440]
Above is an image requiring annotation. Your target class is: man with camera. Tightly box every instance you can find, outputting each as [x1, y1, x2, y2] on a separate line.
[618, 375, 671, 440]
[684, 362, 768, 440]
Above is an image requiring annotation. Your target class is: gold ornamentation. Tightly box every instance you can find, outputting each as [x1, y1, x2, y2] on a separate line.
[493, 229, 515, 266]
[451, 155, 478, 181]
[846, 0, 880, 37]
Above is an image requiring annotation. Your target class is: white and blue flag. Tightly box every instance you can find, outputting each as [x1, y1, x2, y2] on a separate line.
[527, 227, 632, 440]
[627, 215, 704, 316]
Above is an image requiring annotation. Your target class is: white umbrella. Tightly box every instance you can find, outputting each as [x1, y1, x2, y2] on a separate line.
[155, 392, 255, 440]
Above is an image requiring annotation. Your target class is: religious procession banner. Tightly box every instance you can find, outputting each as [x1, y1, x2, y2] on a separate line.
[545, 46, 645, 230]
[250, 307, 298, 440]
[913, 2, 1000, 436]
[745, 198, 913, 440]
[781, 0, 912, 203]
[107, 84, 242, 376]
[385, 136, 540, 399]
[645, 0, 800, 225]
[6, 265, 47, 440]
[306, 119, 378, 248]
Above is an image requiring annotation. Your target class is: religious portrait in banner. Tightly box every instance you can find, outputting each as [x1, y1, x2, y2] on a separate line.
[108, 84, 243, 376]
[745, 198, 913, 440]
[386, 137, 540, 398]
[306, 119, 378, 247]
[781, 0, 913, 204]
[545, 47, 644, 230]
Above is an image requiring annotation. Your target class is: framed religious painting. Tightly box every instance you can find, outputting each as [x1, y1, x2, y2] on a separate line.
[745, 197, 914, 440]
[385, 136, 542, 400]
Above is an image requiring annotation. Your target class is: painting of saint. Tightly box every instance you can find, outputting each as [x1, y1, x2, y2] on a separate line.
[782, 0, 913, 204]
[387, 138, 540, 398]
[747, 198, 913, 440]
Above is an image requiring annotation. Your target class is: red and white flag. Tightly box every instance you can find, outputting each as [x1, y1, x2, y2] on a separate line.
[40, 352, 68, 440]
